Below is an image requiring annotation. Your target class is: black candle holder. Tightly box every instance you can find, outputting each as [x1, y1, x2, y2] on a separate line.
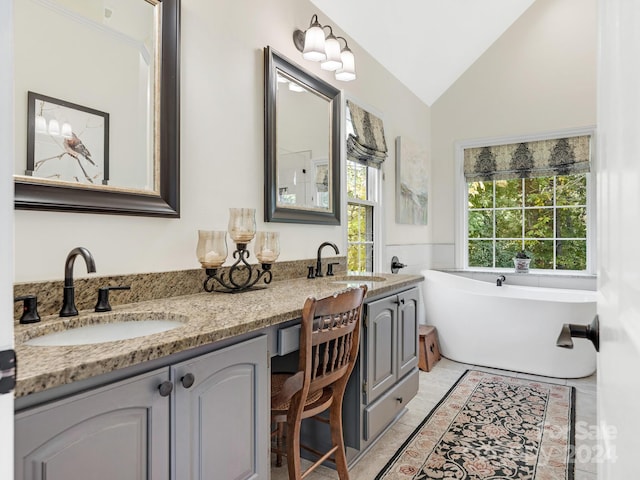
[203, 243, 273, 293]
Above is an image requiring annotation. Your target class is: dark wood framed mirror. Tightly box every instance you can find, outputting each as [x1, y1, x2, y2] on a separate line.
[14, 0, 180, 217]
[264, 46, 340, 225]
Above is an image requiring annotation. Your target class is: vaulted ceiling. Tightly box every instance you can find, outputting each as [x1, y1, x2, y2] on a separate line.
[309, 0, 536, 106]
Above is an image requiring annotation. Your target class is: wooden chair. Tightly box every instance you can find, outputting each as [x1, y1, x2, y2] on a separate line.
[271, 285, 367, 480]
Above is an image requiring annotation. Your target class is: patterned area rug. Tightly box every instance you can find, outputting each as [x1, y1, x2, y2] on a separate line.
[375, 370, 575, 480]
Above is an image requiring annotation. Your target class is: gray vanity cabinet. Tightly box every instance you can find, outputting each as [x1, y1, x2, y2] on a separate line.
[363, 294, 398, 404]
[14, 368, 171, 480]
[361, 287, 419, 443]
[397, 289, 420, 379]
[172, 335, 269, 480]
[15, 335, 269, 480]
[363, 288, 419, 404]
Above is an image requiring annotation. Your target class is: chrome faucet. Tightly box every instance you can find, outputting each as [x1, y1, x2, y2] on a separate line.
[496, 275, 506, 287]
[60, 247, 96, 317]
[315, 241, 339, 277]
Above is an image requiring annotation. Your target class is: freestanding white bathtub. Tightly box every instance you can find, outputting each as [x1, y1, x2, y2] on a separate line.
[421, 269, 597, 378]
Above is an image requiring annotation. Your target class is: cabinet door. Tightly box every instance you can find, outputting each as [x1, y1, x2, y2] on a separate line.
[15, 368, 170, 480]
[397, 288, 419, 379]
[172, 335, 268, 480]
[364, 296, 397, 404]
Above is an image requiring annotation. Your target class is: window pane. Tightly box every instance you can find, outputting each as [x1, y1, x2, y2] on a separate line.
[496, 240, 522, 268]
[496, 209, 522, 238]
[557, 174, 587, 206]
[468, 210, 493, 238]
[524, 208, 553, 238]
[347, 244, 362, 271]
[557, 207, 587, 238]
[556, 240, 586, 270]
[468, 181, 493, 209]
[347, 161, 367, 200]
[347, 202, 373, 272]
[468, 240, 493, 267]
[466, 171, 589, 272]
[525, 176, 554, 207]
[348, 243, 373, 272]
[524, 240, 554, 269]
[495, 179, 522, 208]
[347, 204, 361, 242]
[347, 204, 373, 242]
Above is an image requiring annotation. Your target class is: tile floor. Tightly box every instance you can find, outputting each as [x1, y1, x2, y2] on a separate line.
[270, 358, 598, 480]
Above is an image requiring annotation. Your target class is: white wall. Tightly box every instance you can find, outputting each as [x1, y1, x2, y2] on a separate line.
[430, 0, 597, 267]
[13, 0, 430, 282]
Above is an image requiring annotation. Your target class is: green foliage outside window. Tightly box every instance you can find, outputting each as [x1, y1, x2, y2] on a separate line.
[467, 174, 587, 270]
[347, 161, 373, 272]
[347, 161, 367, 200]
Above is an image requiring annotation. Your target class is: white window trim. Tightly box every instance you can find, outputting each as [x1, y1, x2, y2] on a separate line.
[341, 94, 384, 273]
[454, 126, 597, 275]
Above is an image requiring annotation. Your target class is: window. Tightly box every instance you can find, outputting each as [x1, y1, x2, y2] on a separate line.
[347, 161, 376, 272]
[467, 174, 589, 270]
[345, 102, 383, 273]
[459, 131, 594, 272]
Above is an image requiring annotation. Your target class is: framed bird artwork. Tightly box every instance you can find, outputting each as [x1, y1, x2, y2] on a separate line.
[26, 91, 109, 186]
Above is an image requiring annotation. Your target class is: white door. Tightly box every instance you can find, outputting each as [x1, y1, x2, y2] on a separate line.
[0, 1, 15, 479]
[597, 0, 640, 477]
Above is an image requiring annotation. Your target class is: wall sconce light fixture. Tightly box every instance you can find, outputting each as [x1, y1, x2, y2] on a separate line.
[293, 14, 356, 82]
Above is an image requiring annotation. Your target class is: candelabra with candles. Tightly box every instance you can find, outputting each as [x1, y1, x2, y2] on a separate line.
[197, 208, 280, 293]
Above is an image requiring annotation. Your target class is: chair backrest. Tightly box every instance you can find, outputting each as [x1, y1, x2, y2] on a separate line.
[298, 285, 368, 398]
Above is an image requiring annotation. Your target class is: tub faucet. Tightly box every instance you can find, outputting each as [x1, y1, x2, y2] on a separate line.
[556, 316, 600, 352]
[60, 247, 97, 317]
[496, 275, 506, 287]
[315, 241, 339, 277]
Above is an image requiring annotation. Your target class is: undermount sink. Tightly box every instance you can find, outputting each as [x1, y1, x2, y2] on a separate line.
[23, 313, 187, 347]
[331, 275, 388, 283]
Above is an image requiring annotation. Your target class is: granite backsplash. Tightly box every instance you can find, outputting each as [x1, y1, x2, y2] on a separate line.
[13, 257, 347, 322]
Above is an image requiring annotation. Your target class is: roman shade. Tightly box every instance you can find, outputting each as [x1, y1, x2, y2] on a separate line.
[346, 100, 388, 169]
[464, 135, 591, 182]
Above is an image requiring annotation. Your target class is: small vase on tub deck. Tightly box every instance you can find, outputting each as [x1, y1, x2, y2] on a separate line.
[513, 251, 531, 273]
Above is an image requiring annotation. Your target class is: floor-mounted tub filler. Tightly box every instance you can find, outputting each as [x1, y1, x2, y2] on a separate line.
[421, 269, 597, 378]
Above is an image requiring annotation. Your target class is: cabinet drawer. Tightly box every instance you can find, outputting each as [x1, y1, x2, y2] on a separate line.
[363, 368, 419, 441]
[277, 324, 301, 356]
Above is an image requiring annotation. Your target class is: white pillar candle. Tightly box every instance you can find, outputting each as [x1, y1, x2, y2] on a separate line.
[205, 251, 220, 263]
[259, 248, 277, 262]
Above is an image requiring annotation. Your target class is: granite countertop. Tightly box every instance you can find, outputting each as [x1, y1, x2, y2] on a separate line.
[14, 273, 423, 398]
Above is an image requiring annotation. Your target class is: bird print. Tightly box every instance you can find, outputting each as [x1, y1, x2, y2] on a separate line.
[64, 133, 96, 166]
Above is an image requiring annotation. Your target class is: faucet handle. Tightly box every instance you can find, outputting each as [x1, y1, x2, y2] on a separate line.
[326, 262, 340, 276]
[307, 266, 316, 279]
[390, 256, 407, 274]
[14, 295, 41, 324]
[95, 286, 131, 312]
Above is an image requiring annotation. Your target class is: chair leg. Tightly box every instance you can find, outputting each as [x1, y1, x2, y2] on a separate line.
[276, 421, 284, 467]
[329, 402, 349, 480]
[286, 417, 303, 480]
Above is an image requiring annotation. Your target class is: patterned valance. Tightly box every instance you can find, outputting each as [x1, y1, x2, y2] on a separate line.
[463, 135, 591, 182]
[346, 100, 388, 169]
